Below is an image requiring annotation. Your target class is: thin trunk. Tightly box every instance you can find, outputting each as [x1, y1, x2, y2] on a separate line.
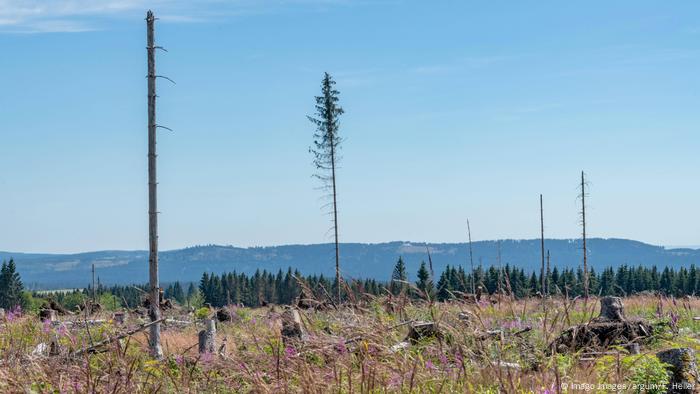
[146, 10, 162, 359]
[330, 120, 340, 304]
[497, 241, 503, 301]
[91, 263, 96, 303]
[467, 220, 475, 294]
[581, 171, 589, 299]
[540, 194, 545, 296]
[546, 250, 551, 296]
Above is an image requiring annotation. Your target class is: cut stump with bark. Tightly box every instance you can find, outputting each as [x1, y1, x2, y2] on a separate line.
[198, 319, 217, 354]
[39, 309, 57, 323]
[406, 321, 443, 343]
[598, 296, 626, 321]
[216, 308, 232, 322]
[552, 296, 653, 353]
[657, 348, 699, 394]
[281, 308, 306, 342]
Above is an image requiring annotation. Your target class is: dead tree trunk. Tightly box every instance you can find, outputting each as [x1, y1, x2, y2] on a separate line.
[146, 10, 163, 359]
[540, 194, 545, 297]
[330, 135, 340, 304]
[92, 263, 96, 303]
[546, 250, 551, 296]
[467, 219, 475, 294]
[580, 171, 589, 299]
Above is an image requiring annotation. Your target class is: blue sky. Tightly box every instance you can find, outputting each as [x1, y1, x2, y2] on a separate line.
[0, 1, 698, 253]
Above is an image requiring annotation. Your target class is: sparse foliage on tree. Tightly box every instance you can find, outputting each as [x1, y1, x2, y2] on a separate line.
[309, 72, 345, 303]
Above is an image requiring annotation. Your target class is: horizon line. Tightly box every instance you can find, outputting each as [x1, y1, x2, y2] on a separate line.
[2, 237, 696, 256]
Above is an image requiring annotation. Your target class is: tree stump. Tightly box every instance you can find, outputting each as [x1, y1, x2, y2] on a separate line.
[552, 297, 654, 352]
[406, 321, 443, 343]
[657, 348, 699, 394]
[216, 308, 232, 322]
[458, 311, 475, 326]
[281, 308, 305, 342]
[598, 296, 626, 321]
[198, 318, 217, 354]
[113, 312, 126, 325]
[39, 309, 56, 323]
[49, 334, 62, 356]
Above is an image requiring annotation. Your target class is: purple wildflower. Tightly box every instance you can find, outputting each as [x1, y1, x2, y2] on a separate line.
[284, 345, 297, 358]
[6, 305, 22, 322]
[502, 318, 524, 330]
[656, 301, 663, 318]
[336, 338, 347, 354]
[425, 360, 436, 370]
[388, 373, 402, 388]
[175, 355, 185, 366]
[201, 352, 213, 364]
[669, 312, 679, 331]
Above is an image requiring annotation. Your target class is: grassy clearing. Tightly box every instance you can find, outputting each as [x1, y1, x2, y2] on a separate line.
[0, 294, 695, 393]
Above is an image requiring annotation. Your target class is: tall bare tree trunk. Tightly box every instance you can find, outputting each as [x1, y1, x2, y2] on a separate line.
[546, 250, 550, 296]
[467, 219, 475, 294]
[92, 263, 96, 303]
[330, 133, 340, 304]
[540, 194, 545, 296]
[497, 240, 503, 302]
[580, 171, 589, 300]
[146, 10, 162, 359]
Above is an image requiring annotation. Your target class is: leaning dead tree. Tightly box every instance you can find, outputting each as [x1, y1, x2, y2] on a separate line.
[146, 10, 163, 359]
[308, 72, 345, 303]
[579, 171, 589, 299]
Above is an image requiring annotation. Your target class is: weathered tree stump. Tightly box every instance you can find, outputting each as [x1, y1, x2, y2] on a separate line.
[216, 308, 232, 322]
[458, 311, 475, 326]
[657, 348, 699, 394]
[281, 308, 305, 342]
[113, 312, 126, 325]
[198, 319, 217, 354]
[49, 334, 62, 356]
[552, 297, 653, 353]
[44, 299, 70, 315]
[598, 296, 626, 321]
[39, 308, 56, 323]
[406, 321, 443, 343]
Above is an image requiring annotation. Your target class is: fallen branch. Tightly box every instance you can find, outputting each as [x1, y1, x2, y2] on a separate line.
[71, 318, 166, 357]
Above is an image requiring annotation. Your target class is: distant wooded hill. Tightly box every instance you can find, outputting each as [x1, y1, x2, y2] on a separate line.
[2, 238, 698, 289]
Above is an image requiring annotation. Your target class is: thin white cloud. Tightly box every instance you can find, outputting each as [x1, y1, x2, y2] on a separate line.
[0, 0, 359, 33]
[0, 0, 159, 32]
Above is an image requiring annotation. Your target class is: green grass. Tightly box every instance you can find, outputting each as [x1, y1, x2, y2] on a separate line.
[0, 294, 696, 393]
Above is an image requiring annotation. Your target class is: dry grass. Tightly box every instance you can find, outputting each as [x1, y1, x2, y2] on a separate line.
[0, 294, 696, 393]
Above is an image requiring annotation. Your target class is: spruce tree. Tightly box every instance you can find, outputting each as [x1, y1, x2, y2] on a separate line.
[390, 257, 408, 295]
[0, 259, 24, 310]
[436, 267, 452, 301]
[415, 261, 434, 299]
[309, 72, 345, 303]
